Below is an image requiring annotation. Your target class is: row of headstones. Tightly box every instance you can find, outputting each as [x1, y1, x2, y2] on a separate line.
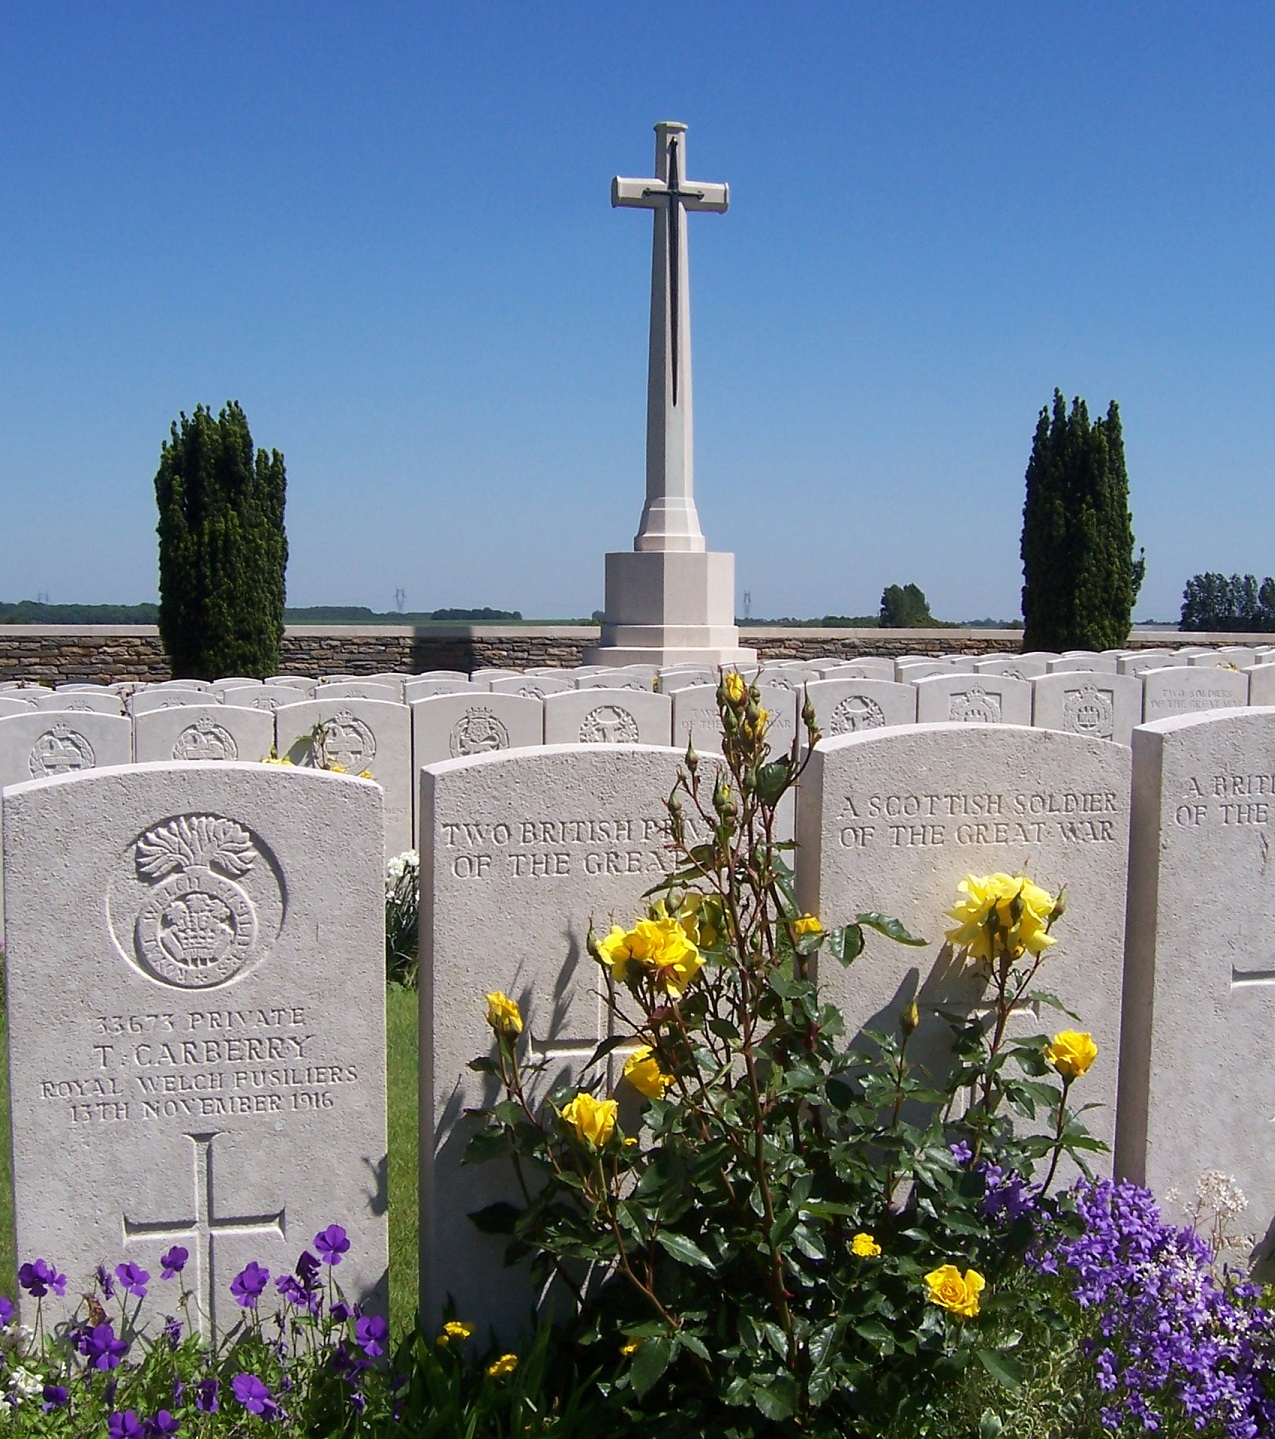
[3, 705, 1272, 1340]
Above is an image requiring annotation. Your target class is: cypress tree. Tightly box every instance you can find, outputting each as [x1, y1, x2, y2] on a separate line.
[155, 402, 288, 680]
[1020, 390, 1143, 651]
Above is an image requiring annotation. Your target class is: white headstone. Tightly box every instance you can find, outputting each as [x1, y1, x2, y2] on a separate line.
[419, 744, 689, 1335]
[542, 689, 672, 746]
[974, 656, 1048, 681]
[913, 674, 1033, 726]
[133, 705, 276, 765]
[0, 695, 35, 716]
[489, 674, 574, 698]
[815, 658, 895, 680]
[1141, 666, 1249, 722]
[219, 684, 310, 713]
[1030, 673, 1144, 746]
[34, 691, 125, 714]
[1116, 709, 1275, 1263]
[1190, 647, 1257, 669]
[1245, 665, 1275, 706]
[404, 678, 479, 702]
[276, 699, 413, 853]
[797, 725, 1129, 1159]
[0, 711, 133, 785]
[1046, 654, 1118, 674]
[1, 762, 388, 1338]
[804, 678, 918, 737]
[131, 690, 220, 715]
[314, 681, 403, 703]
[1117, 653, 1176, 676]
[575, 671, 653, 691]
[411, 692, 543, 780]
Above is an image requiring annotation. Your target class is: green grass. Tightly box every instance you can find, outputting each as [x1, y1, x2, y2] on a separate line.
[0, 987, 420, 1340]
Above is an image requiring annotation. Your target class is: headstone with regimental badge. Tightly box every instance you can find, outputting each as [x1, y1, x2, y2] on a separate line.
[1030, 672, 1143, 746]
[275, 698, 412, 853]
[1, 762, 388, 1338]
[541, 689, 672, 746]
[913, 674, 1032, 726]
[804, 678, 917, 738]
[133, 705, 276, 766]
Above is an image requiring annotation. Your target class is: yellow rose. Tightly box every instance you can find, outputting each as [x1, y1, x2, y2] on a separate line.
[1045, 1029, 1098, 1080]
[326, 761, 347, 774]
[486, 1352, 519, 1378]
[627, 917, 704, 997]
[484, 991, 523, 1037]
[743, 705, 769, 741]
[594, 924, 639, 983]
[924, 1264, 985, 1319]
[945, 873, 1057, 962]
[723, 670, 747, 705]
[561, 1091, 618, 1147]
[794, 914, 822, 936]
[620, 1338, 642, 1356]
[851, 1232, 881, 1258]
[435, 1319, 475, 1347]
[623, 1045, 673, 1100]
[358, 769, 374, 780]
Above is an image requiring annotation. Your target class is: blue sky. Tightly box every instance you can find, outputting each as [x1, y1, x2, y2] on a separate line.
[2, 3, 1272, 623]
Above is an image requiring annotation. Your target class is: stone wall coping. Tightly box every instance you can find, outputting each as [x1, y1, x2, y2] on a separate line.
[0, 624, 1260, 644]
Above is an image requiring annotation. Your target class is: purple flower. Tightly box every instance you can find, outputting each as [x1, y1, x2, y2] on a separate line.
[948, 1139, 974, 1165]
[231, 1372, 278, 1417]
[356, 1313, 389, 1358]
[146, 1410, 180, 1438]
[41, 1384, 69, 1412]
[350, 1391, 366, 1415]
[295, 1249, 321, 1283]
[194, 1378, 219, 1414]
[314, 1225, 350, 1265]
[0, 1295, 13, 1325]
[115, 1261, 150, 1298]
[331, 1341, 372, 1381]
[163, 1314, 182, 1349]
[96, 1263, 117, 1300]
[330, 1300, 352, 1322]
[108, 1411, 146, 1439]
[160, 1246, 188, 1280]
[230, 1261, 270, 1308]
[980, 1164, 1038, 1224]
[18, 1258, 67, 1297]
[83, 1320, 129, 1370]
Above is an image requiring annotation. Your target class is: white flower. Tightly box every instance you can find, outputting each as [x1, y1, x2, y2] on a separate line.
[7, 1364, 44, 1403]
[0, 1322, 33, 1356]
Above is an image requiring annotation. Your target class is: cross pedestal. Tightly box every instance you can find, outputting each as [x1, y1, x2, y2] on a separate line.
[585, 121, 755, 669]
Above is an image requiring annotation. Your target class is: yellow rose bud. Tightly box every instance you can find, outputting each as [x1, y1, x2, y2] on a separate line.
[620, 1338, 642, 1356]
[723, 670, 746, 706]
[851, 1232, 881, 1258]
[900, 999, 920, 1036]
[561, 1091, 618, 1147]
[793, 914, 822, 935]
[486, 1352, 519, 1378]
[924, 1264, 985, 1319]
[623, 1045, 673, 1100]
[484, 991, 523, 1037]
[1045, 1029, 1098, 1080]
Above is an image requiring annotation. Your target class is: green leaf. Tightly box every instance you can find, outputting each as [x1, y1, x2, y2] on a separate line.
[653, 1230, 717, 1270]
[752, 1372, 799, 1422]
[629, 1335, 673, 1397]
[462, 1127, 510, 1165]
[979, 1410, 1006, 1439]
[467, 1201, 521, 1234]
[977, 1349, 1024, 1389]
[756, 761, 790, 805]
[582, 1034, 633, 1070]
[855, 911, 928, 945]
[826, 924, 864, 967]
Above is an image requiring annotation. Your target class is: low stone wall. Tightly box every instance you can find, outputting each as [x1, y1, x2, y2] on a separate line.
[0, 624, 1244, 685]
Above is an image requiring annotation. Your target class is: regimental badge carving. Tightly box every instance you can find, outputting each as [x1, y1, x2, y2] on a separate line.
[516, 684, 546, 699]
[765, 674, 798, 691]
[949, 685, 1002, 723]
[580, 705, 640, 743]
[449, 707, 510, 757]
[29, 723, 95, 777]
[109, 815, 284, 988]
[173, 717, 239, 761]
[317, 710, 376, 771]
[1062, 684, 1115, 740]
[829, 695, 887, 734]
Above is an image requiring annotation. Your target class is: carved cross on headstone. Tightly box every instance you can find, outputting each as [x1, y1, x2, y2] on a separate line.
[123, 1131, 285, 1338]
[613, 121, 729, 555]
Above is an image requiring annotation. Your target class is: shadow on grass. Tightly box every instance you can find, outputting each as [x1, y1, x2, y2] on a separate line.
[0, 987, 419, 1341]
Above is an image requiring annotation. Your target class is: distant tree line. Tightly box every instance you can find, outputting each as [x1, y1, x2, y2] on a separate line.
[0, 601, 525, 625]
[1180, 574, 1275, 632]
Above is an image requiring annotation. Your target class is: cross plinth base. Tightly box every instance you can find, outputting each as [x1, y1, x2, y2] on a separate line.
[583, 550, 756, 668]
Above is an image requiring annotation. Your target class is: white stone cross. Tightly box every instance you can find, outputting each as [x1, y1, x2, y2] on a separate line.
[123, 1131, 285, 1338]
[613, 121, 728, 554]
